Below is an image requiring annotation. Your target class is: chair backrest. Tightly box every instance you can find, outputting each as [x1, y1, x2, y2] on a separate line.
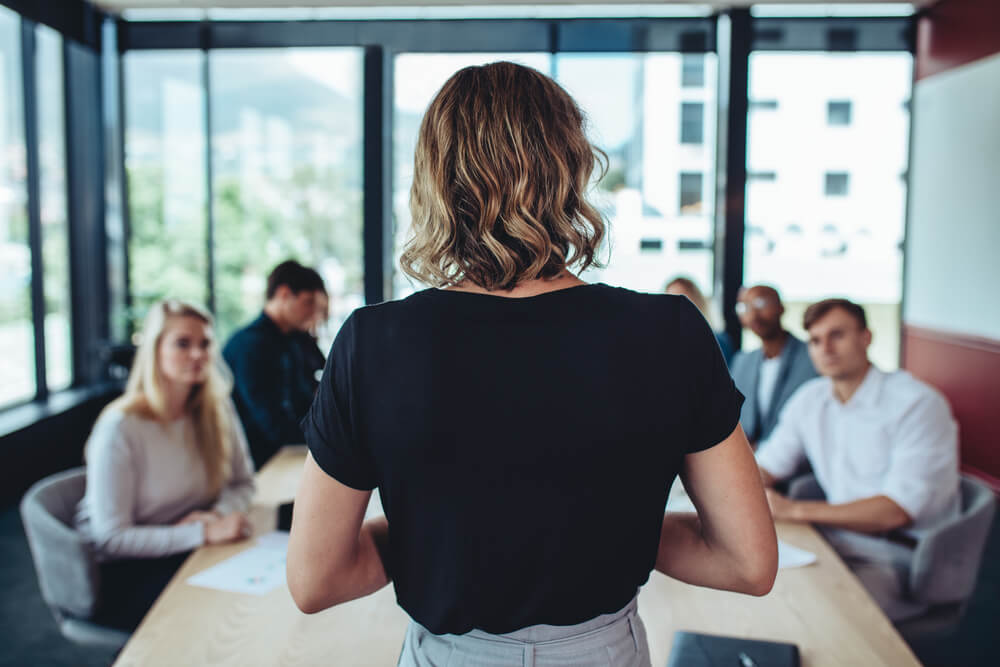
[19, 467, 101, 620]
[910, 475, 997, 605]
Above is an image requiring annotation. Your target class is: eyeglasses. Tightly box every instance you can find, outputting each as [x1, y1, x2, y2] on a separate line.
[735, 297, 772, 315]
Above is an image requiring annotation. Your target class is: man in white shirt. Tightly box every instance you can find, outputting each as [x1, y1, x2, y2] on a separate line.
[756, 298, 960, 621]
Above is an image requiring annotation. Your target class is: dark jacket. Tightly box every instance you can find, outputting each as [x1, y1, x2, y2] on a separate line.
[729, 333, 818, 443]
[222, 313, 315, 467]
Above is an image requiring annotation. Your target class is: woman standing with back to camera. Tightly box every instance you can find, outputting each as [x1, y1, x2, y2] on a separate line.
[287, 62, 777, 666]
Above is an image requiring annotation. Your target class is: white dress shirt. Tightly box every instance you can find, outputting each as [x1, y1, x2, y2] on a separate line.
[757, 355, 782, 418]
[756, 365, 960, 533]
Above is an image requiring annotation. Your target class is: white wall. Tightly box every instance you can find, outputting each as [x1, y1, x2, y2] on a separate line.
[904, 52, 1000, 341]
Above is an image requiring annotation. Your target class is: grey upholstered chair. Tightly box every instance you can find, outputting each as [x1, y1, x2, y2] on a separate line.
[787, 472, 997, 638]
[19, 467, 130, 651]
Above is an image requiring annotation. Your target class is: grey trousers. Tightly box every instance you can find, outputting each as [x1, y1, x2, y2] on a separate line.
[397, 596, 651, 667]
[822, 527, 929, 622]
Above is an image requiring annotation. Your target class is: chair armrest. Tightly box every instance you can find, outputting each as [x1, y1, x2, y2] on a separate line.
[910, 486, 996, 604]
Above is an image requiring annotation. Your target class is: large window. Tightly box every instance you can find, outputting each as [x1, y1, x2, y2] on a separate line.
[0, 10, 33, 407]
[745, 52, 912, 369]
[392, 52, 718, 300]
[124, 51, 208, 323]
[37, 26, 72, 392]
[209, 48, 363, 340]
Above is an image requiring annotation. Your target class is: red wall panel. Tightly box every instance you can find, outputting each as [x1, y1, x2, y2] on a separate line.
[902, 326, 1000, 491]
[916, 0, 1000, 81]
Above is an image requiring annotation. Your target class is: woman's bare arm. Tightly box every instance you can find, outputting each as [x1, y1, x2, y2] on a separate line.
[655, 425, 778, 596]
[287, 453, 390, 614]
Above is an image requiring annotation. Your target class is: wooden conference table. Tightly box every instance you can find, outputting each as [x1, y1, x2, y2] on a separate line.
[114, 447, 921, 667]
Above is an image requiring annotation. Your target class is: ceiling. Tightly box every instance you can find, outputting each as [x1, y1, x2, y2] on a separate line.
[92, 1, 935, 16]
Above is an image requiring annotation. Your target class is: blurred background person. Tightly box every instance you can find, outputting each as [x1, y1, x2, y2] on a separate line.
[223, 260, 325, 467]
[730, 285, 817, 446]
[75, 300, 255, 632]
[292, 283, 329, 394]
[665, 276, 734, 365]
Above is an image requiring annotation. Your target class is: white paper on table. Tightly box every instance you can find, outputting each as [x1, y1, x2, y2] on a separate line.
[186, 531, 289, 595]
[665, 495, 697, 513]
[254, 530, 290, 551]
[778, 540, 817, 569]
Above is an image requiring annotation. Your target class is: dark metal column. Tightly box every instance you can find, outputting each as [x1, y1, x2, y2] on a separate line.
[715, 9, 751, 350]
[201, 22, 216, 314]
[363, 46, 393, 305]
[21, 19, 48, 400]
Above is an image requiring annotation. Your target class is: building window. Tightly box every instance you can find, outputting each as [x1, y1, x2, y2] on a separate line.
[639, 238, 663, 252]
[748, 171, 777, 182]
[749, 99, 778, 111]
[681, 54, 704, 88]
[679, 172, 703, 214]
[824, 172, 849, 196]
[827, 100, 852, 126]
[680, 102, 704, 145]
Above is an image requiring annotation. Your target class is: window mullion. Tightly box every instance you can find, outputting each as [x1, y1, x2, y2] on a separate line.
[21, 19, 48, 401]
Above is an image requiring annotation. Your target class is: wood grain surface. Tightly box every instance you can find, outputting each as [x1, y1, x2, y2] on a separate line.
[114, 447, 920, 667]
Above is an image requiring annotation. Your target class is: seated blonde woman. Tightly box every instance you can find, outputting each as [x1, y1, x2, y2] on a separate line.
[75, 300, 255, 631]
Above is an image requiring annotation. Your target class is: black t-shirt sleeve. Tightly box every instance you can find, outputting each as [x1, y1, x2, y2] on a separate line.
[676, 297, 745, 454]
[300, 313, 377, 490]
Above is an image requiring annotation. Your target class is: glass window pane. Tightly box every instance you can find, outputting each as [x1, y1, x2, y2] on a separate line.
[392, 53, 719, 308]
[392, 53, 552, 299]
[558, 53, 718, 298]
[124, 51, 208, 326]
[209, 48, 363, 342]
[745, 52, 913, 370]
[37, 25, 72, 391]
[0, 9, 35, 407]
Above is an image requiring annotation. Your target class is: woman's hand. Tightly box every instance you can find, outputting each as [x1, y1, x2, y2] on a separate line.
[203, 512, 253, 545]
[176, 510, 222, 525]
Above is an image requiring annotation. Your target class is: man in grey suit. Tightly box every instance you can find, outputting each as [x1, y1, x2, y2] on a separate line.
[729, 285, 817, 445]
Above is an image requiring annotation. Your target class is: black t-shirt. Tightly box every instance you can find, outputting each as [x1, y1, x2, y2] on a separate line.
[301, 284, 743, 635]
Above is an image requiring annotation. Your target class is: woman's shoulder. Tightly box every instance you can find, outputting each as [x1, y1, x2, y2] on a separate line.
[589, 284, 692, 318]
[89, 403, 161, 450]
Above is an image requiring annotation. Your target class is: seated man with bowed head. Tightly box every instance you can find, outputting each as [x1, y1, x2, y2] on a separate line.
[729, 285, 817, 446]
[223, 260, 326, 467]
[757, 298, 960, 621]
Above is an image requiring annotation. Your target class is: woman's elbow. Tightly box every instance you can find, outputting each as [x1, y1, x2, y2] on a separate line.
[288, 574, 333, 614]
[290, 589, 329, 615]
[739, 543, 778, 596]
[287, 566, 348, 614]
[743, 561, 777, 597]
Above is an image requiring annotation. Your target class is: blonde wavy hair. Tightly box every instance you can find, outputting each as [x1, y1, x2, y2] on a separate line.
[401, 61, 607, 291]
[100, 300, 233, 495]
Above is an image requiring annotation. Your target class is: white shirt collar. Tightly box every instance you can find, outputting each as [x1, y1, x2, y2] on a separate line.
[829, 364, 883, 408]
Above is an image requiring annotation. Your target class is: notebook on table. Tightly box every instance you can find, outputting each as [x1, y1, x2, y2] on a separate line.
[666, 631, 800, 667]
